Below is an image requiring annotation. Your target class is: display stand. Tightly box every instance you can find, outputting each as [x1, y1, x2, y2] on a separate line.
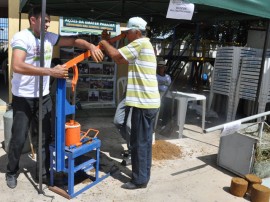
[59, 17, 121, 109]
[76, 60, 116, 108]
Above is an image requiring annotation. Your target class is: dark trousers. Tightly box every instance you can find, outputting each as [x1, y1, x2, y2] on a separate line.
[130, 107, 158, 185]
[7, 95, 52, 177]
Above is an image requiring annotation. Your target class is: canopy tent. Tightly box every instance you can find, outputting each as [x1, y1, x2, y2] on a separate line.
[191, 0, 270, 20]
[19, 0, 270, 115]
[20, 0, 270, 26]
[18, 0, 270, 110]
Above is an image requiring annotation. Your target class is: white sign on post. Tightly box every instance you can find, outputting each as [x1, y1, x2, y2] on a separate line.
[166, 0, 195, 20]
[221, 120, 241, 137]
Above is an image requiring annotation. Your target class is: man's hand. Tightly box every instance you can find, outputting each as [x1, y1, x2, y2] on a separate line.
[89, 44, 104, 62]
[50, 64, 69, 79]
[101, 29, 111, 40]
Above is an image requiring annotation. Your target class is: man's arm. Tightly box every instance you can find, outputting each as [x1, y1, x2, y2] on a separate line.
[58, 37, 104, 62]
[12, 49, 68, 78]
[99, 40, 128, 65]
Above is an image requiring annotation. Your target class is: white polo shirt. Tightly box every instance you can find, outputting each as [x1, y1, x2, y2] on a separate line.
[11, 29, 60, 98]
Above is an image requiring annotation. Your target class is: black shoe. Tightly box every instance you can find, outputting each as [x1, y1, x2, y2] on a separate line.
[121, 156, 131, 166]
[6, 173, 17, 189]
[121, 182, 147, 189]
[121, 150, 131, 158]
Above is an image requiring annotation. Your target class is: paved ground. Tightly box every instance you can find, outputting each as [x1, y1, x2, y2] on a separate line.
[0, 76, 267, 201]
[0, 105, 258, 202]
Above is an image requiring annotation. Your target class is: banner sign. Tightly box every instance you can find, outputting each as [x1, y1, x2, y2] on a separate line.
[166, 0, 194, 20]
[63, 17, 117, 32]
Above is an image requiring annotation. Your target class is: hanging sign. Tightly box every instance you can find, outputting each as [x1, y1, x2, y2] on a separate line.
[221, 120, 241, 137]
[60, 17, 120, 36]
[166, 0, 194, 20]
[63, 17, 116, 32]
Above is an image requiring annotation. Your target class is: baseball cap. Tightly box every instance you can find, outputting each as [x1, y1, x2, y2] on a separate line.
[157, 61, 167, 66]
[121, 17, 147, 31]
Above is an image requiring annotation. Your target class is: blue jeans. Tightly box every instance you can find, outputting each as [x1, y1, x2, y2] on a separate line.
[7, 95, 52, 177]
[130, 107, 158, 185]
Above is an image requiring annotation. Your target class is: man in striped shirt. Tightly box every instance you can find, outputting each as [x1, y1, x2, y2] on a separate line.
[99, 16, 160, 189]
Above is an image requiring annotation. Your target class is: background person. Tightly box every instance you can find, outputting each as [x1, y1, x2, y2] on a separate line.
[6, 6, 104, 189]
[156, 60, 172, 127]
[113, 97, 132, 165]
[156, 61, 171, 96]
[99, 16, 160, 189]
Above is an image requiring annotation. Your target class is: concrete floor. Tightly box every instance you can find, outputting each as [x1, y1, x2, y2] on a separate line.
[0, 105, 257, 202]
[0, 77, 267, 201]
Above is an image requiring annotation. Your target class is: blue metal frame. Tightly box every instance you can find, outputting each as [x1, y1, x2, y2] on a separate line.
[52, 78, 109, 198]
[49, 138, 109, 198]
[55, 78, 75, 171]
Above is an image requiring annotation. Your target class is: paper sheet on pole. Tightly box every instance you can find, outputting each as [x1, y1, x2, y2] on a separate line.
[221, 120, 241, 136]
[166, 0, 194, 20]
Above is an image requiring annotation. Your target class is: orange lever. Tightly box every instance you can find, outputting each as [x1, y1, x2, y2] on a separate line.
[71, 64, 78, 92]
[64, 51, 92, 92]
[63, 33, 125, 91]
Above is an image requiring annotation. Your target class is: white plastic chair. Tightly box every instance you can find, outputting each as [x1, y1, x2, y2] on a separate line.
[117, 77, 128, 104]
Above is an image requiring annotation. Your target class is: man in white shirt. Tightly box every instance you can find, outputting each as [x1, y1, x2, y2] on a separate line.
[6, 6, 104, 189]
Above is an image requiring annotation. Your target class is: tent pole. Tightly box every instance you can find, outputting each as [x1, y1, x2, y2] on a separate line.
[38, 0, 46, 194]
[19, 12, 21, 31]
[254, 20, 270, 118]
[189, 23, 200, 85]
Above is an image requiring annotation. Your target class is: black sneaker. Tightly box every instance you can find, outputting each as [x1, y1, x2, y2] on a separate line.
[6, 173, 17, 189]
[121, 156, 131, 166]
[121, 182, 147, 189]
[121, 150, 131, 158]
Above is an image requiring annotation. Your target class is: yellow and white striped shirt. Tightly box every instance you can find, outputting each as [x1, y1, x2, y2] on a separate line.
[119, 38, 160, 109]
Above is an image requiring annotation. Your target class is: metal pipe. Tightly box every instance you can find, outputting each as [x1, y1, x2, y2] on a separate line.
[189, 23, 200, 84]
[254, 20, 270, 117]
[204, 111, 270, 133]
[38, 0, 46, 193]
[19, 12, 21, 31]
[72, 88, 76, 120]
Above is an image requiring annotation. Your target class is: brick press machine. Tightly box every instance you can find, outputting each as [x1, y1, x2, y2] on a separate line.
[49, 32, 124, 199]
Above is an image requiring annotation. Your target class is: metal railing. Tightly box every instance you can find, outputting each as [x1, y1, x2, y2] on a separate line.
[204, 111, 270, 133]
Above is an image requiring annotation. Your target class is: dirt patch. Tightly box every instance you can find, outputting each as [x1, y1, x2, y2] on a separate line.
[152, 140, 182, 160]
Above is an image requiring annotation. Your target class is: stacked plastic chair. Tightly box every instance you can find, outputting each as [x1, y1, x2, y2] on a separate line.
[208, 46, 257, 121]
[231, 57, 270, 121]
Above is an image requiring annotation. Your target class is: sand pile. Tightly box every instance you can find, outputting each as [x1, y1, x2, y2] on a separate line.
[152, 140, 182, 160]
